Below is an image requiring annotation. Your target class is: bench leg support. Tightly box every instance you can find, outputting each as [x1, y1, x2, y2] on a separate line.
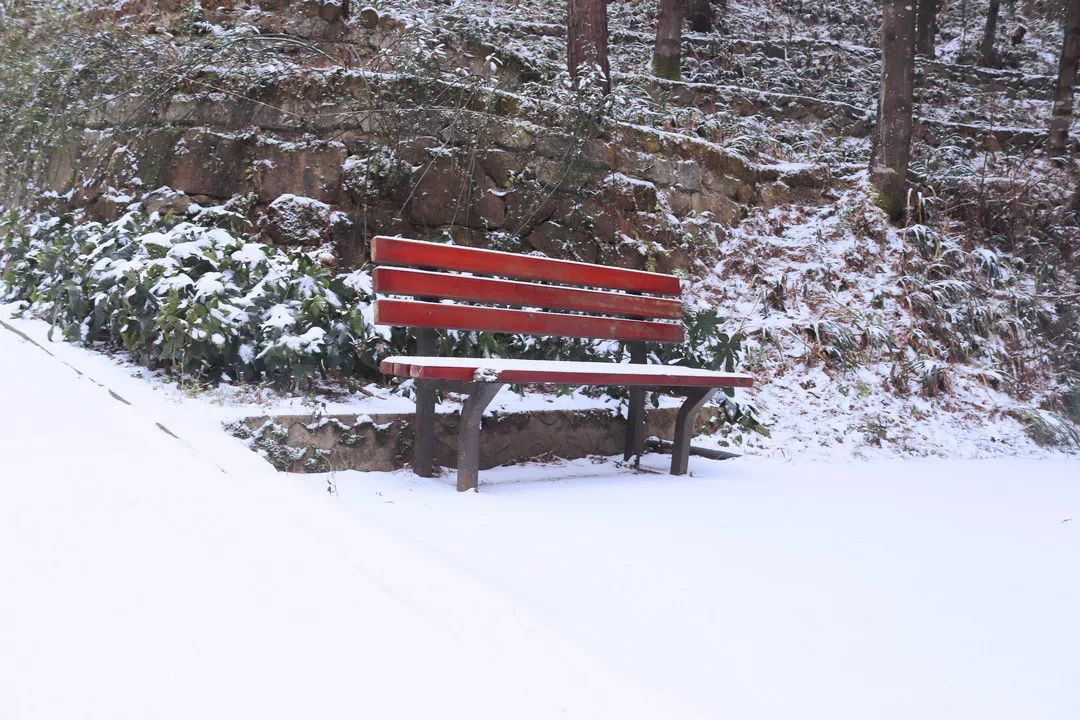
[413, 380, 437, 477]
[624, 387, 647, 461]
[671, 388, 714, 475]
[456, 383, 505, 492]
[623, 341, 648, 461]
[412, 328, 438, 478]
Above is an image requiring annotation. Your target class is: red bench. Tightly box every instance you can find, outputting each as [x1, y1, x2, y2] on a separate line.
[372, 236, 753, 491]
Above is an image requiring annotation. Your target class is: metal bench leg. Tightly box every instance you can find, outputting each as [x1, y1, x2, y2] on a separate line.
[456, 383, 505, 492]
[671, 388, 714, 475]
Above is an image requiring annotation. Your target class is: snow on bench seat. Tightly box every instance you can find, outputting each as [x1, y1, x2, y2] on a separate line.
[380, 356, 754, 388]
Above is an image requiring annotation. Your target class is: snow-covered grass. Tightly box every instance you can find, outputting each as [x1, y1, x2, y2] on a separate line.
[2, 304, 1079, 719]
[691, 186, 1078, 459]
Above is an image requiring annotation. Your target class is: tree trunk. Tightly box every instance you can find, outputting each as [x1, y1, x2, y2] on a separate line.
[980, 0, 1001, 66]
[686, 0, 713, 33]
[915, 0, 938, 56]
[653, 0, 684, 80]
[1049, 0, 1080, 159]
[567, 0, 611, 93]
[871, 0, 917, 221]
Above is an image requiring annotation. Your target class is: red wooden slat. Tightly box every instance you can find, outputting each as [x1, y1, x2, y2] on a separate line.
[379, 359, 753, 389]
[372, 236, 681, 296]
[374, 299, 685, 343]
[373, 267, 684, 320]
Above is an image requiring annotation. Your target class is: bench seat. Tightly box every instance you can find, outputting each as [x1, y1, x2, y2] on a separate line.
[380, 356, 754, 389]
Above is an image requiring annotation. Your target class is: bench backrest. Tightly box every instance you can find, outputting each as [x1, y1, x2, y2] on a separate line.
[371, 236, 685, 344]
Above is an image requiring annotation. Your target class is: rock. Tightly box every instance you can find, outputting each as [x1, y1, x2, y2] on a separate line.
[358, 7, 379, 28]
[503, 183, 557, 236]
[408, 168, 459, 227]
[397, 136, 441, 165]
[164, 130, 253, 199]
[672, 161, 703, 191]
[693, 191, 742, 225]
[494, 122, 535, 150]
[527, 221, 591, 261]
[474, 176, 507, 229]
[142, 187, 196, 216]
[667, 189, 695, 217]
[253, 139, 346, 204]
[647, 158, 703, 191]
[236, 405, 716, 473]
[408, 165, 505, 229]
[42, 140, 80, 195]
[777, 163, 830, 190]
[480, 150, 523, 187]
[259, 194, 332, 246]
[756, 181, 792, 209]
[643, 157, 678, 186]
[601, 173, 658, 213]
[315, 0, 346, 23]
[582, 139, 615, 170]
[91, 192, 129, 222]
[328, 211, 365, 266]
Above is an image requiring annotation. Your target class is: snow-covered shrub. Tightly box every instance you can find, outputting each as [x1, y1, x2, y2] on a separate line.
[654, 309, 741, 377]
[0, 210, 381, 390]
[654, 309, 763, 432]
[1, 210, 748, 395]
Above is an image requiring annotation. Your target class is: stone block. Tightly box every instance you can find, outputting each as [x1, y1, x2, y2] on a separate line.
[163, 129, 253, 199]
[259, 193, 332, 246]
[253, 140, 346, 204]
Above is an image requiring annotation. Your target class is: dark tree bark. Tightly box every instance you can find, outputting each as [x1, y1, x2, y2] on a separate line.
[687, 0, 713, 33]
[568, 0, 611, 93]
[915, 0, 938, 57]
[1049, 0, 1080, 158]
[653, 0, 684, 80]
[871, 0, 917, 221]
[980, 0, 1001, 66]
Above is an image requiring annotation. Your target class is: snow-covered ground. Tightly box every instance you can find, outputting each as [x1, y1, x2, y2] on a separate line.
[1, 313, 1079, 719]
[0, 316, 694, 720]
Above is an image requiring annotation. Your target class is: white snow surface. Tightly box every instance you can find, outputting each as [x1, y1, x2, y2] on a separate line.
[1, 311, 1079, 719]
[0, 317, 693, 720]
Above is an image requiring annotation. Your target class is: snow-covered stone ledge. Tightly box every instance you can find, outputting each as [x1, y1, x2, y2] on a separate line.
[229, 405, 724, 474]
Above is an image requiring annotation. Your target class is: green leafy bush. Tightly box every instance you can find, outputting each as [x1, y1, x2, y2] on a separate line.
[1, 210, 747, 396]
[1, 209, 380, 390]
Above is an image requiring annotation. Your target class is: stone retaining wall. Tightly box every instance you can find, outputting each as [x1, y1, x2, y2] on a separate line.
[231, 404, 724, 473]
